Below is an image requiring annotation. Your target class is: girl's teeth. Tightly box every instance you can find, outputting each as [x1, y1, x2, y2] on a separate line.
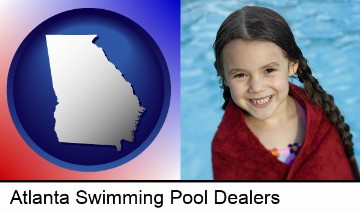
[251, 96, 271, 105]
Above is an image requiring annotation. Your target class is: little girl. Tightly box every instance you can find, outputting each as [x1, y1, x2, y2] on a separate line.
[211, 6, 359, 180]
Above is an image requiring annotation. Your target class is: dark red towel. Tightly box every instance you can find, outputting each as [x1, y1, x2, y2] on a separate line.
[212, 83, 354, 180]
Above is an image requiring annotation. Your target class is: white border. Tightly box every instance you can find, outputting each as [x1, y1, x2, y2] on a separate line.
[0, 182, 359, 210]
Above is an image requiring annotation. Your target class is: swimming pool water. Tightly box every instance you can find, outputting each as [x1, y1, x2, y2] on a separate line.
[181, 0, 360, 180]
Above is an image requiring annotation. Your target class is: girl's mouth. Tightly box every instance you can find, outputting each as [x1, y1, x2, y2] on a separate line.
[249, 95, 273, 106]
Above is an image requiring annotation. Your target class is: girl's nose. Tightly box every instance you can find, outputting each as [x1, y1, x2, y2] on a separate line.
[248, 76, 265, 93]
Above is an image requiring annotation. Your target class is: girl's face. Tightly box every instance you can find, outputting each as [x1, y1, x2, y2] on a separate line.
[222, 39, 298, 121]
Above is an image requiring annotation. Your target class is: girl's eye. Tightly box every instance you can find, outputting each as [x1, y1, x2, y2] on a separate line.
[265, 68, 276, 74]
[234, 73, 246, 78]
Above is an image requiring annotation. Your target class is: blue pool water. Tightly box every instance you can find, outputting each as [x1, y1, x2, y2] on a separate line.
[181, 0, 360, 180]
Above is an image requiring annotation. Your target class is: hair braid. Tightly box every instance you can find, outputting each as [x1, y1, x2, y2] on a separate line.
[296, 59, 360, 179]
[220, 85, 231, 110]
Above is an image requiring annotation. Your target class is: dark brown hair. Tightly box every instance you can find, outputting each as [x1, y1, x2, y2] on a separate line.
[213, 6, 359, 179]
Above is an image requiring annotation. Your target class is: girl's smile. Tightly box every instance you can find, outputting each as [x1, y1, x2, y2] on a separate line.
[249, 95, 273, 108]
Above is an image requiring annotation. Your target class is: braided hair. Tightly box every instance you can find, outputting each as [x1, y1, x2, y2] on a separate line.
[213, 6, 359, 179]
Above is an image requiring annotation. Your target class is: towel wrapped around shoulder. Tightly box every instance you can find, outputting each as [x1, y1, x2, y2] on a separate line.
[212, 83, 354, 180]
